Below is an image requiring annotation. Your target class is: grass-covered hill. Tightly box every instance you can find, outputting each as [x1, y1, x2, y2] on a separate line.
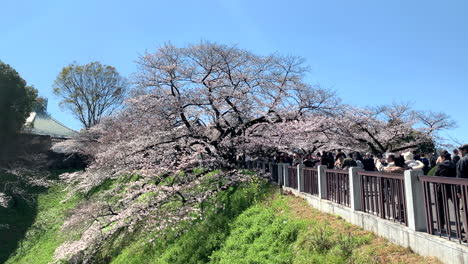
[2, 169, 440, 264]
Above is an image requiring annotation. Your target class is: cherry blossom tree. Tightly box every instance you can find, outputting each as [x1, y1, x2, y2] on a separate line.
[65, 42, 339, 173]
[243, 114, 340, 158]
[330, 103, 456, 154]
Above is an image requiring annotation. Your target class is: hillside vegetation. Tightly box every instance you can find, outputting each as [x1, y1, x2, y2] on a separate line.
[2, 169, 440, 264]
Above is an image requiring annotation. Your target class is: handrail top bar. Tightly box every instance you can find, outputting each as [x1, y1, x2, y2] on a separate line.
[303, 167, 318, 171]
[324, 169, 350, 174]
[419, 175, 468, 185]
[358, 171, 404, 179]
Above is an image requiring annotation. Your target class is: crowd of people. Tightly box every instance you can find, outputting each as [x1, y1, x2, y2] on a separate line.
[273, 144, 468, 179]
[272, 144, 468, 239]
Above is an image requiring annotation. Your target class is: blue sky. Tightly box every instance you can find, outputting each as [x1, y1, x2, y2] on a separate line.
[2, 0, 467, 144]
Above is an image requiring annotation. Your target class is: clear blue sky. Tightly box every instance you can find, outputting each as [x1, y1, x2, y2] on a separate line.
[2, 0, 467, 144]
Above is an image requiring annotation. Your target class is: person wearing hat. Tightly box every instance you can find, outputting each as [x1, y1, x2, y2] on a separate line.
[403, 151, 425, 171]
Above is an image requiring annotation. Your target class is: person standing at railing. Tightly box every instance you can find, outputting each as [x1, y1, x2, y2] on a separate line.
[319, 151, 328, 167]
[303, 155, 316, 168]
[435, 153, 457, 177]
[334, 152, 346, 170]
[456, 144, 468, 241]
[436, 150, 450, 165]
[456, 144, 468, 179]
[342, 158, 358, 170]
[453, 148, 461, 166]
[326, 152, 335, 169]
[376, 153, 407, 173]
[434, 153, 457, 231]
[336, 149, 347, 159]
[403, 152, 425, 171]
[362, 153, 376, 171]
[351, 152, 364, 169]
[420, 153, 430, 175]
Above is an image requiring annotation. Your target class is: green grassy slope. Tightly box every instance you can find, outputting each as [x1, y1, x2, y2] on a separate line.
[2, 170, 440, 264]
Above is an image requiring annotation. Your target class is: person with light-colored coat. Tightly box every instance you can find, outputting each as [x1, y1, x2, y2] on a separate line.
[403, 152, 425, 171]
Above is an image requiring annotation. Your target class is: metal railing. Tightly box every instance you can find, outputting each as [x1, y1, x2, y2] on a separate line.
[359, 171, 407, 226]
[325, 169, 350, 207]
[420, 176, 468, 243]
[287, 166, 298, 189]
[271, 165, 278, 182]
[303, 168, 319, 196]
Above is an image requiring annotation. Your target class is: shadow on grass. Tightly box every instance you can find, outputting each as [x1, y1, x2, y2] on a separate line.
[0, 186, 45, 263]
[0, 169, 77, 263]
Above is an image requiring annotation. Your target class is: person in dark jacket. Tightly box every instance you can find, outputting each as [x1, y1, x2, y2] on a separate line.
[362, 153, 376, 171]
[327, 152, 335, 169]
[342, 158, 357, 170]
[453, 149, 461, 166]
[435, 153, 456, 177]
[457, 144, 468, 179]
[420, 153, 430, 175]
[320, 151, 328, 166]
[434, 153, 457, 230]
[303, 155, 316, 168]
[456, 144, 468, 239]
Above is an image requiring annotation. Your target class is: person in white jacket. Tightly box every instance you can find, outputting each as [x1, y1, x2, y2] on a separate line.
[403, 152, 425, 171]
[375, 153, 407, 173]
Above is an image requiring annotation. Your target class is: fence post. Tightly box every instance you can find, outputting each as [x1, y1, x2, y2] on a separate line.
[282, 163, 289, 187]
[297, 164, 304, 192]
[318, 165, 327, 199]
[404, 170, 427, 232]
[277, 163, 284, 186]
[349, 167, 363, 211]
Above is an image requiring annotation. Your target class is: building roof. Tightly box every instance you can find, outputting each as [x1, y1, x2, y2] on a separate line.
[23, 111, 77, 139]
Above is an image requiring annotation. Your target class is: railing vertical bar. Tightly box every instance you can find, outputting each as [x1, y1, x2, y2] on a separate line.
[423, 182, 433, 235]
[397, 178, 404, 224]
[441, 185, 451, 240]
[372, 176, 377, 215]
[462, 186, 468, 242]
[434, 183, 442, 237]
[402, 178, 408, 226]
[360, 175, 365, 212]
[451, 185, 462, 242]
[396, 179, 401, 223]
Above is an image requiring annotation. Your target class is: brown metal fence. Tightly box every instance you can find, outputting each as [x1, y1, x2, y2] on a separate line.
[359, 171, 407, 226]
[271, 165, 279, 182]
[326, 169, 350, 207]
[303, 168, 319, 196]
[287, 166, 298, 189]
[420, 176, 468, 243]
